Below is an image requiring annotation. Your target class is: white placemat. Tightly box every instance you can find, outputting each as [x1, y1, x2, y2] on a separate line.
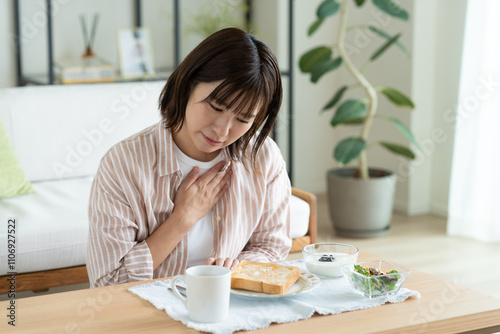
[128, 260, 420, 334]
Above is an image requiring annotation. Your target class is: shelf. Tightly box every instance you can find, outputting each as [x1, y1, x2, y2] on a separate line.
[19, 69, 174, 86]
[20, 68, 292, 86]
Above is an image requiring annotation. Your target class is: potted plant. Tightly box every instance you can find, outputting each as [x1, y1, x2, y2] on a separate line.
[299, 0, 416, 237]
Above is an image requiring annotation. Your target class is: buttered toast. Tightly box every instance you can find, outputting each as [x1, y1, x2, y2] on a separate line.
[231, 261, 301, 295]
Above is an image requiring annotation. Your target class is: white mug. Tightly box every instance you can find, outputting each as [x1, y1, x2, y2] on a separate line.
[171, 265, 231, 323]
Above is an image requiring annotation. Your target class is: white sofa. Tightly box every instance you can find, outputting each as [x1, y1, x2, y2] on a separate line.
[0, 82, 316, 294]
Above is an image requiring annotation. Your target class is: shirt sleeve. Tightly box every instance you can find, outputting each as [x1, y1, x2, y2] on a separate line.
[86, 171, 154, 288]
[238, 143, 292, 262]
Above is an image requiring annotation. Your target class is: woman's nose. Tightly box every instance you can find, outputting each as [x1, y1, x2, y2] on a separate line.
[212, 115, 231, 137]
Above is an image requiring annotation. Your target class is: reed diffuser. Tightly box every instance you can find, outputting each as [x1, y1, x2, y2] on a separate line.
[80, 13, 100, 59]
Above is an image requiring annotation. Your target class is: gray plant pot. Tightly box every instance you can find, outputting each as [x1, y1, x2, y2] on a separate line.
[327, 168, 397, 237]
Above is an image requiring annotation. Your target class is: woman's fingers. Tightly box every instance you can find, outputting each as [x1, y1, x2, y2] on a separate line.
[213, 183, 230, 204]
[227, 258, 239, 270]
[180, 166, 200, 189]
[205, 257, 240, 270]
[194, 161, 232, 202]
[213, 169, 232, 198]
[217, 160, 231, 175]
[202, 161, 232, 188]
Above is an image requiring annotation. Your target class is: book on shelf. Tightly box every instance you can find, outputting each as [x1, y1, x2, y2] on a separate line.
[55, 58, 116, 84]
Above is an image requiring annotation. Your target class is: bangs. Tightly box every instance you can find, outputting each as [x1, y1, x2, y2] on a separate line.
[204, 78, 271, 119]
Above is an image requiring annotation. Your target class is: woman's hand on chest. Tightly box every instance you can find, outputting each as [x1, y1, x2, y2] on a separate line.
[172, 160, 233, 232]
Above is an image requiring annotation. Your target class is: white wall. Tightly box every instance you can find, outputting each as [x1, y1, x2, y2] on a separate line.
[0, 0, 469, 218]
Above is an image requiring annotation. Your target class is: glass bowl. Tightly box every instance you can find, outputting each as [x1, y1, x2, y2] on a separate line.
[302, 243, 359, 278]
[341, 260, 411, 298]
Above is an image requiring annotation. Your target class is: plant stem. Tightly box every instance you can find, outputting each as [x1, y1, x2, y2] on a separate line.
[336, 0, 378, 179]
[346, 24, 369, 32]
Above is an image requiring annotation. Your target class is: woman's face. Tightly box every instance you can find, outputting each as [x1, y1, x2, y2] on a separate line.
[174, 81, 257, 162]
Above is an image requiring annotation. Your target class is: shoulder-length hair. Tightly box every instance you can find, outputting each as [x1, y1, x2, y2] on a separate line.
[159, 27, 282, 168]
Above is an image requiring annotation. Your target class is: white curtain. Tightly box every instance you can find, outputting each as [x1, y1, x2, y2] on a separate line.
[447, 0, 500, 242]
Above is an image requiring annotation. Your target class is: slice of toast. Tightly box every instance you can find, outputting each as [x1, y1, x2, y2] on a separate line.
[231, 261, 301, 295]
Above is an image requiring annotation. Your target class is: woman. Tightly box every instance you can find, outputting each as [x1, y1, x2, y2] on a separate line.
[87, 28, 291, 287]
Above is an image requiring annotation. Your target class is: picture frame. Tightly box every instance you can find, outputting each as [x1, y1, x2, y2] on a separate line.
[116, 27, 155, 79]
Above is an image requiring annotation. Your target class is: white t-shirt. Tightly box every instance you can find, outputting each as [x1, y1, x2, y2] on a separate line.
[173, 144, 224, 268]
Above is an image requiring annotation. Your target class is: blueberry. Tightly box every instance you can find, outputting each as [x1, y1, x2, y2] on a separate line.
[319, 255, 335, 262]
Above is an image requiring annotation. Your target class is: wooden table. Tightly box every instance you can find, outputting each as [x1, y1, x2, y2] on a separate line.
[2, 252, 500, 333]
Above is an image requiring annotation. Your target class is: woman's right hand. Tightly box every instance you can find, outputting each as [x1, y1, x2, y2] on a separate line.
[172, 160, 232, 231]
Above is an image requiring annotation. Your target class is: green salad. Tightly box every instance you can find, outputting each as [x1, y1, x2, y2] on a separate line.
[351, 265, 400, 295]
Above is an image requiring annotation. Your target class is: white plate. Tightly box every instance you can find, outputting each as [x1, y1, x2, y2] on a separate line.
[230, 272, 321, 298]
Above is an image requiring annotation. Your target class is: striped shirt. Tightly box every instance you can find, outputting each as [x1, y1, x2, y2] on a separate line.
[86, 121, 291, 287]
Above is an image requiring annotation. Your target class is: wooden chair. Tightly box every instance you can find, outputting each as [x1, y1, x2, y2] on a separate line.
[0, 187, 316, 294]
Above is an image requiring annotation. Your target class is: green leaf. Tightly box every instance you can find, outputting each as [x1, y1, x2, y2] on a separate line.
[371, 0, 409, 21]
[317, 0, 340, 19]
[376, 115, 419, 148]
[334, 137, 366, 164]
[378, 87, 415, 108]
[343, 117, 366, 125]
[379, 142, 415, 159]
[368, 26, 410, 57]
[353, 0, 366, 6]
[323, 85, 348, 111]
[299, 46, 332, 73]
[331, 99, 367, 127]
[370, 33, 401, 61]
[308, 18, 324, 36]
[310, 57, 342, 83]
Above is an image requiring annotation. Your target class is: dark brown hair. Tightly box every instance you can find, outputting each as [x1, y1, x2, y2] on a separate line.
[159, 27, 282, 167]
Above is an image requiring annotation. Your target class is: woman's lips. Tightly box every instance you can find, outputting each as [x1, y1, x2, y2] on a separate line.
[203, 134, 222, 146]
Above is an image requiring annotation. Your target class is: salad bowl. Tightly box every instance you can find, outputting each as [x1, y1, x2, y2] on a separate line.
[341, 260, 411, 298]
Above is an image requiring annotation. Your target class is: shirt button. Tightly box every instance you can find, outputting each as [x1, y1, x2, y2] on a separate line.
[216, 216, 222, 221]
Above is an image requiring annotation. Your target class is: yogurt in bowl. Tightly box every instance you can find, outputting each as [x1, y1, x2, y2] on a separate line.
[302, 243, 359, 278]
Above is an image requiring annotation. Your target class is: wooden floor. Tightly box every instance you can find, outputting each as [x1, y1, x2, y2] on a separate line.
[3, 194, 500, 302]
[289, 194, 500, 300]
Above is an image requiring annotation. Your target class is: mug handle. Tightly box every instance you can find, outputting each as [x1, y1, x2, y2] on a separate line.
[171, 275, 187, 308]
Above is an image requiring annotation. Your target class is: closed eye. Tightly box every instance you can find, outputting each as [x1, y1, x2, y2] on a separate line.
[237, 114, 256, 124]
[208, 102, 223, 112]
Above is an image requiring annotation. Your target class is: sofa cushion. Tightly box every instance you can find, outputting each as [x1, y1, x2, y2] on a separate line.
[0, 177, 92, 275]
[0, 120, 33, 198]
[0, 177, 310, 275]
